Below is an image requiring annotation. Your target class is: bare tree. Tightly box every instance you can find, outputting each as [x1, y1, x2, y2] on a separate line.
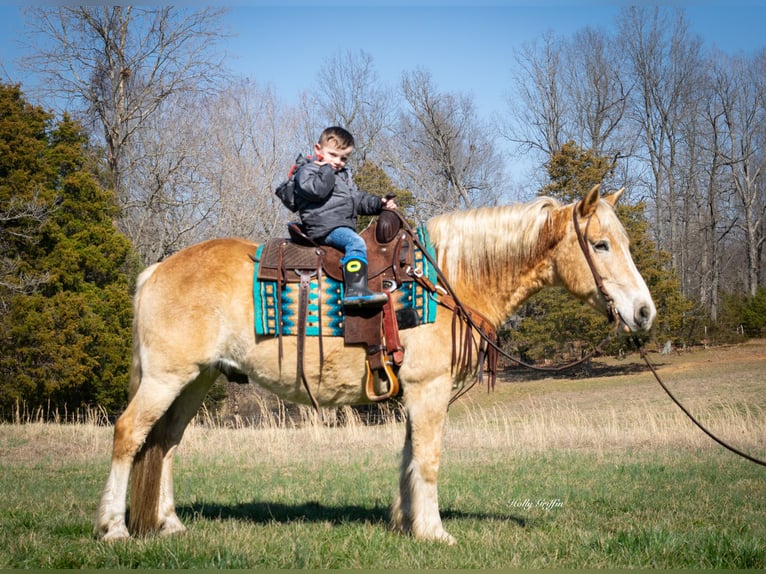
[503, 32, 567, 160]
[565, 27, 630, 159]
[618, 6, 704, 264]
[313, 49, 394, 167]
[710, 51, 766, 296]
[21, 6, 228, 201]
[120, 79, 305, 263]
[200, 80, 305, 242]
[389, 69, 502, 219]
[502, 29, 630, 192]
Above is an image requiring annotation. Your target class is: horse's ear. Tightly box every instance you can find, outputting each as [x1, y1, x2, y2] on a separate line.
[603, 187, 625, 207]
[578, 184, 601, 217]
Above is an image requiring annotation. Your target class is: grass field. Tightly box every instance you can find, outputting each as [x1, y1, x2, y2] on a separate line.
[1, 340, 765, 568]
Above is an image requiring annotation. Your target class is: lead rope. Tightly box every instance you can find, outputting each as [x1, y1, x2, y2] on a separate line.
[632, 336, 766, 467]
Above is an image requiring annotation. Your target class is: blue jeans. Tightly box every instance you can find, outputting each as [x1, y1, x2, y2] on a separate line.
[324, 226, 367, 264]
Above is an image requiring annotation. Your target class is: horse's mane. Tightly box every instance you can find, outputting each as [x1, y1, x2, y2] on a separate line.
[426, 197, 561, 286]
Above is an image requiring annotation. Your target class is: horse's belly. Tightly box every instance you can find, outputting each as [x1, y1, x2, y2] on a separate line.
[246, 336, 373, 407]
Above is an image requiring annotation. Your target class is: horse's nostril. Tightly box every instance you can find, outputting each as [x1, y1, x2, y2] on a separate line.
[635, 304, 653, 327]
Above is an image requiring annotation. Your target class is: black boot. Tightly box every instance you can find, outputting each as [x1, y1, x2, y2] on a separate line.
[342, 258, 388, 308]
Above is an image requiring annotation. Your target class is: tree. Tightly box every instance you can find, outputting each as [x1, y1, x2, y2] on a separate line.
[540, 141, 618, 203]
[313, 49, 395, 167]
[709, 51, 766, 297]
[0, 84, 136, 418]
[618, 6, 704, 267]
[353, 162, 415, 230]
[21, 6, 228, 221]
[565, 27, 630, 159]
[504, 32, 567, 160]
[0, 85, 56, 299]
[392, 69, 503, 219]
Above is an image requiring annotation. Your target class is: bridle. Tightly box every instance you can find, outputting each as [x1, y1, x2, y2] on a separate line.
[571, 202, 618, 326]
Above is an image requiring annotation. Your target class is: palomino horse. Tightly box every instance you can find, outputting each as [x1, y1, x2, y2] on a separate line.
[95, 185, 655, 544]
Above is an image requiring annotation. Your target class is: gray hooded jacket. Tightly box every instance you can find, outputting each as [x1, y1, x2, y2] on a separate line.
[293, 156, 383, 240]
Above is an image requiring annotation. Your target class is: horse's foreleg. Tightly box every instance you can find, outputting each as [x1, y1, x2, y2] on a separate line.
[391, 374, 455, 545]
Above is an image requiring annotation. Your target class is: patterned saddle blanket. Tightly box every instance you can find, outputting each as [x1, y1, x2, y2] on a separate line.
[252, 221, 438, 337]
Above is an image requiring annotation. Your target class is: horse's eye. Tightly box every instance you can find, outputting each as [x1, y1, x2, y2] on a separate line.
[592, 240, 610, 252]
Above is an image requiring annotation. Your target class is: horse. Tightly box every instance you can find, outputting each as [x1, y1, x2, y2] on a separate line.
[95, 185, 655, 544]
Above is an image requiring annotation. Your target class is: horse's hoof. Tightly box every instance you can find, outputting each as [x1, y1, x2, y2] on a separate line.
[159, 515, 187, 536]
[98, 523, 130, 541]
[437, 529, 457, 546]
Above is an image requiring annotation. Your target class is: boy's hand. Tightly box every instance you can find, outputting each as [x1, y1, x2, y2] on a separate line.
[382, 196, 397, 210]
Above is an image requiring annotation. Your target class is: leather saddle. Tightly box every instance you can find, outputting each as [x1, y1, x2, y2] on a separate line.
[254, 210, 415, 404]
[256, 210, 412, 287]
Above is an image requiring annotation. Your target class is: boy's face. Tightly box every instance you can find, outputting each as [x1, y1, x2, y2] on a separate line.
[315, 142, 354, 171]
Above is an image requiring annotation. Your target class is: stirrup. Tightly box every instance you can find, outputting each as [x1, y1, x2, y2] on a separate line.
[365, 360, 400, 402]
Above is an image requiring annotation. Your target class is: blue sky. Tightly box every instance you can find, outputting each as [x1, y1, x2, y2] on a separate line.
[220, 3, 766, 121]
[1, 3, 765, 125]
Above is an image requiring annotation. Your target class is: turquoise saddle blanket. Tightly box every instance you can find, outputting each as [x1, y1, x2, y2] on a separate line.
[253, 227, 439, 337]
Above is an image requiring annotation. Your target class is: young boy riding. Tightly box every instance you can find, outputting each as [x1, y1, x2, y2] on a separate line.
[291, 126, 397, 308]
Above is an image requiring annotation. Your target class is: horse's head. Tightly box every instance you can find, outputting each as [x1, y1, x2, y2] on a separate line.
[554, 185, 656, 333]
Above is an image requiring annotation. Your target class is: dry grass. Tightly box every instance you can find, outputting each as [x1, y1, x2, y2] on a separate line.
[2, 339, 765, 470]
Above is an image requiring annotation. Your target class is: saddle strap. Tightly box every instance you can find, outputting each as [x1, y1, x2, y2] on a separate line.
[382, 292, 404, 366]
[407, 268, 498, 391]
[296, 270, 320, 412]
[276, 241, 288, 369]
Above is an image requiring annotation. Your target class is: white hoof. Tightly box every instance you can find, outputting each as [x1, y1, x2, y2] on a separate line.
[159, 514, 187, 536]
[438, 530, 457, 546]
[424, 527, 456, 545]
[97, 521, 130, 541]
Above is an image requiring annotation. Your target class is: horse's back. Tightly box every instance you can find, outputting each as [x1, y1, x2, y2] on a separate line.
[138, 237, 256, 297]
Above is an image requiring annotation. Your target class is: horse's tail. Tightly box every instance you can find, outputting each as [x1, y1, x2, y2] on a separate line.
[128, 263, 159, 401]
[127, 262, 166, 535]
[128, 413, 169, 535]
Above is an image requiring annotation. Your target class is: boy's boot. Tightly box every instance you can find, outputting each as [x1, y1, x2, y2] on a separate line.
[342, 258, 388, 308]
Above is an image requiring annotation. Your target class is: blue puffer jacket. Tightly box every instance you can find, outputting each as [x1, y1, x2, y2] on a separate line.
[293, 157, 383, 240]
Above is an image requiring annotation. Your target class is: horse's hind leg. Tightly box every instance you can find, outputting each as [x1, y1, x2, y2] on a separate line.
[95, 370, 210, 540]
[391, 374, 456, 544]
[95, 377, 181, 540]
[131, 370, 217, 537]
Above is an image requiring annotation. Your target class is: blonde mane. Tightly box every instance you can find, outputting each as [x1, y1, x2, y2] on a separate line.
[427, 197, 561, 287]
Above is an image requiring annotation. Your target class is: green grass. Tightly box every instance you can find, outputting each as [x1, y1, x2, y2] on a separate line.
[1, 341, 765, 568]
[1, 427, 764, 568]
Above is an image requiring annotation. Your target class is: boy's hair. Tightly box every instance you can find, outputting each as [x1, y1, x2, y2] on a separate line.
[318, 126, 355, 149]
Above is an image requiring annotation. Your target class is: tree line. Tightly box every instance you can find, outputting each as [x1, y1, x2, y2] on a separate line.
[1, 6, 764, 417]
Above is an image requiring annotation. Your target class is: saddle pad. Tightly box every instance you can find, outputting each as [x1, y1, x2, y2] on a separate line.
[252, 225, 439, 336]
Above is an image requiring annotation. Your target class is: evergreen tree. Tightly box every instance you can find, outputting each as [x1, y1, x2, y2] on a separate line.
[354, 162, 416, 230]
[509, 142, 690, 360]
[0, 84, 137, 418]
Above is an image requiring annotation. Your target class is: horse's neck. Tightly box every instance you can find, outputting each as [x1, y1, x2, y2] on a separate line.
[427, 203, 562, 326]
[439, 259, 552, 327]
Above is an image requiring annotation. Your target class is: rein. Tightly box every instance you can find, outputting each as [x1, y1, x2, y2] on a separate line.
[397, 207, 766, 466]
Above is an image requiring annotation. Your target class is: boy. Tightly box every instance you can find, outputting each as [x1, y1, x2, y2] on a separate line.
[293, 126, 397, 308]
